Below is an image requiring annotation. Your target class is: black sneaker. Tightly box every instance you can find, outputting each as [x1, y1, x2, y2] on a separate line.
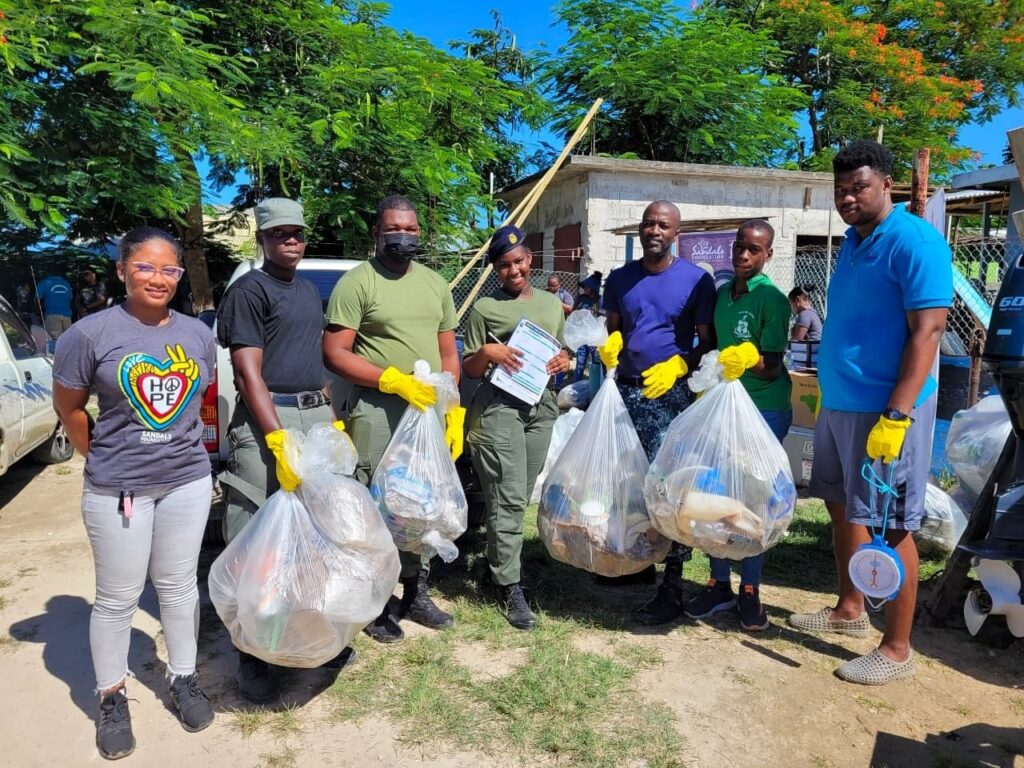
[502, 583, 538, 630]
[235, 651, 280, 705]
[322, 646, 359, 670]
[364, 608, 405, 644]
[169, 673, 214, 733]
[683, 579, 737, 619]
[737, 584, 769, 631]
[97, 689, 135, 760]
[398, 569, 454, 630]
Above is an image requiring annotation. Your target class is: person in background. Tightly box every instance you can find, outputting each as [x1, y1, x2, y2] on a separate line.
[324, 194, 463, 644]
[683, 219, 792, 631]
[789, 140, 951, 685]
[788, 284, 823, 342]
[52, 228, 216, 760]
[76, 266, 109, 319]
[575, 271, 602, 312]
[463, 226, 570, 630]
[546, 274, 575, 316]
[217, 197, 354, 705]
[598, 200, 717, 623]
[35, 272, 74, 341]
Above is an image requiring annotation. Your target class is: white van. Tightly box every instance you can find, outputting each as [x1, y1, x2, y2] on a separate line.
[0, 295, 74, 475]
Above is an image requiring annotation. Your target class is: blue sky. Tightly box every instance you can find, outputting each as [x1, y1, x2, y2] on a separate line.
[201, 0, 1022, 203]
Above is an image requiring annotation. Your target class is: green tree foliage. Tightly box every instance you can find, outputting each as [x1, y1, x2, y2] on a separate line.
[0, 0, 541, 306]
[711, 0, 1024, 178]
[541, 0, 808, 166]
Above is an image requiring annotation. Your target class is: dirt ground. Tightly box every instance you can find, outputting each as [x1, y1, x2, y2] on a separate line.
[2, 456, 1023, 768]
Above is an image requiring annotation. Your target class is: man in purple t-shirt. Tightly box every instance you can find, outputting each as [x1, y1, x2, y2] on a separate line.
[598, 200, 717, 624]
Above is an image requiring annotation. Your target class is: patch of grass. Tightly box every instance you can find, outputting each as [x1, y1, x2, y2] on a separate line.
[951, 703, 971, 717]
[0, 595, 7, 610]
[328, 509, 688, 768]
[257, 746, 297, 768]
[1009, 696, 1024, 717]
[54, 465, 72, 476]
[726, 666, 755, 687]
[231, 709, 272, 738]
[810, 756, 833, 768]
[936, 468, 958, 492]
[854, 694, 897, 715]
[0, 577, 12, 590]
[0, 634, 20, 652]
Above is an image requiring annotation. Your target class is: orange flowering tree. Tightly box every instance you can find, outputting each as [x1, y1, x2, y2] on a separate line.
[711, 0, 1024, 178]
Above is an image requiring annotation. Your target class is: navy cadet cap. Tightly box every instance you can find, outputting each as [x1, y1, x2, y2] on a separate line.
[487, 225, 527, 263]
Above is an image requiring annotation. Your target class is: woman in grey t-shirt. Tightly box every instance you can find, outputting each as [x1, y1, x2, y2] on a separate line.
[53, 228, 216, 760]
[788, 284, 823, 342]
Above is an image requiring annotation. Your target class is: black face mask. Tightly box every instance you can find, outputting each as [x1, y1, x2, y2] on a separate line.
[380, 232, 419, 261]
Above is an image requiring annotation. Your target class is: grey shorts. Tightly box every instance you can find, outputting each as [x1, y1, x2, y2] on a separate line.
[808, 395, 937, 532]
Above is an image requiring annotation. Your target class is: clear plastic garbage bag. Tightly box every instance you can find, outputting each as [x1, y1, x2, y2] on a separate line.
[371, 360, 468, 563]
[531, 408, 584, 504]
[539, 377, 671, 576]
[645, 351, 797, 560]
[557, 380, 591, 410]
[946, 395, 1011, 497]
[916, 483, 969, 558]
[563, 309, 608, 353]
[209, 424, 400, 668]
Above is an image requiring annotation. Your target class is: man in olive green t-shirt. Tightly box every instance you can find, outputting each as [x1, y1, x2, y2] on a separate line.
[324, 194, 462, 644]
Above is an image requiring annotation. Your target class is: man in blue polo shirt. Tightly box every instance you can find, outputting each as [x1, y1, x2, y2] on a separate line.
[598, 199, 717, 624]
[35, 273, 74, 341]
[789, 140, 951, 685]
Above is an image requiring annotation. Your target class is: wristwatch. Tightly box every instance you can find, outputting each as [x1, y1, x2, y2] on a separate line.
[882, 407, 913, 422]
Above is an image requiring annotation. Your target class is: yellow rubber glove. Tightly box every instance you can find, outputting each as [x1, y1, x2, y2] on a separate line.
[378, 366, 437, 411]
[719, 342, 760, 381]
[445, 406, 466, 462]
[333, 420, 345, 432]
[866, 415, 912, 464]
[641, 354, 688, 399]
[265, 429, 302, 492]
[598, 331, 623, 370]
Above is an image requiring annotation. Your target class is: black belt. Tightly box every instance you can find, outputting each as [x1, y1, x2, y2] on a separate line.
[270, 390, 330, 410]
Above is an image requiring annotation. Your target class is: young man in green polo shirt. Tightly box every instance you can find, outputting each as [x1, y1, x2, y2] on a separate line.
[682, 219, 793, 631]
[323, 194, 465, 644]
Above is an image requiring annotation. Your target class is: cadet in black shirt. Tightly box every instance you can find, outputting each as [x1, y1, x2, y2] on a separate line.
[216, 197, 354, 704]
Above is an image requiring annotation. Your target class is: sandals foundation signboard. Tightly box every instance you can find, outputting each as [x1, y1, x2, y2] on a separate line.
[678, 231, 736, 288]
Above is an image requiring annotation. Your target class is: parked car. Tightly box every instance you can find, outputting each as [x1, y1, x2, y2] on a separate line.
[0, 295, 74, 476]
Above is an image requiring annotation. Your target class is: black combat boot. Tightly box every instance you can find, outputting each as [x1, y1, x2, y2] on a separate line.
[633, 560, 685, 625]
[363, 608, 405, 644]
[397, 568, 454, 629]
[502, 583, 538, 630]
[235, 651, 280, 705]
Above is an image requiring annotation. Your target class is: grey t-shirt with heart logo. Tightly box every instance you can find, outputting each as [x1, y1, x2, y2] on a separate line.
[53, 305, 216, 491]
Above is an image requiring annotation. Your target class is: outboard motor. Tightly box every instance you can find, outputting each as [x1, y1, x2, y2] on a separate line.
[960, 257, 1024, 636]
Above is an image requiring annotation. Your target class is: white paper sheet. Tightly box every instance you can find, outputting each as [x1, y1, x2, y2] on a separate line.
[489, 317, 562, 406]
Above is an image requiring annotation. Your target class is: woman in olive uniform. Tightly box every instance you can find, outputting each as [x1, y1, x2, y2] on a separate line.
[463, 226, 570, 630]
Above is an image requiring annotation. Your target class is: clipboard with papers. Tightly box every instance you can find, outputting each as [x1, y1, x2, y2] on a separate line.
[489, 317, 562, 406]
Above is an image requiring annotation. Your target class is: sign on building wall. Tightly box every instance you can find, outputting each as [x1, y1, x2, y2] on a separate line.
[678, 231, 737, 287]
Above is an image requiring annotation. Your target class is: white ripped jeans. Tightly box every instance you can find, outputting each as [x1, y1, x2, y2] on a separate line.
[81, 474, 212, 692]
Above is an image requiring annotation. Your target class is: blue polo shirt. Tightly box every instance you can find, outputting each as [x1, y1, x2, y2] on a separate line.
[36, 275, 73, 318]
[603, 257, 716, 378]
[819, 205, 952, 413]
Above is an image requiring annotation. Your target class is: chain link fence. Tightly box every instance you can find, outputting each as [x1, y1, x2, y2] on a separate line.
[793, 238, 1019, 356]
[423, 252, 581, 335]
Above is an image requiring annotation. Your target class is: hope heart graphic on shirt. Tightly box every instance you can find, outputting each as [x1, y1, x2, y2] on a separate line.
[118, 347, 201, 431]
